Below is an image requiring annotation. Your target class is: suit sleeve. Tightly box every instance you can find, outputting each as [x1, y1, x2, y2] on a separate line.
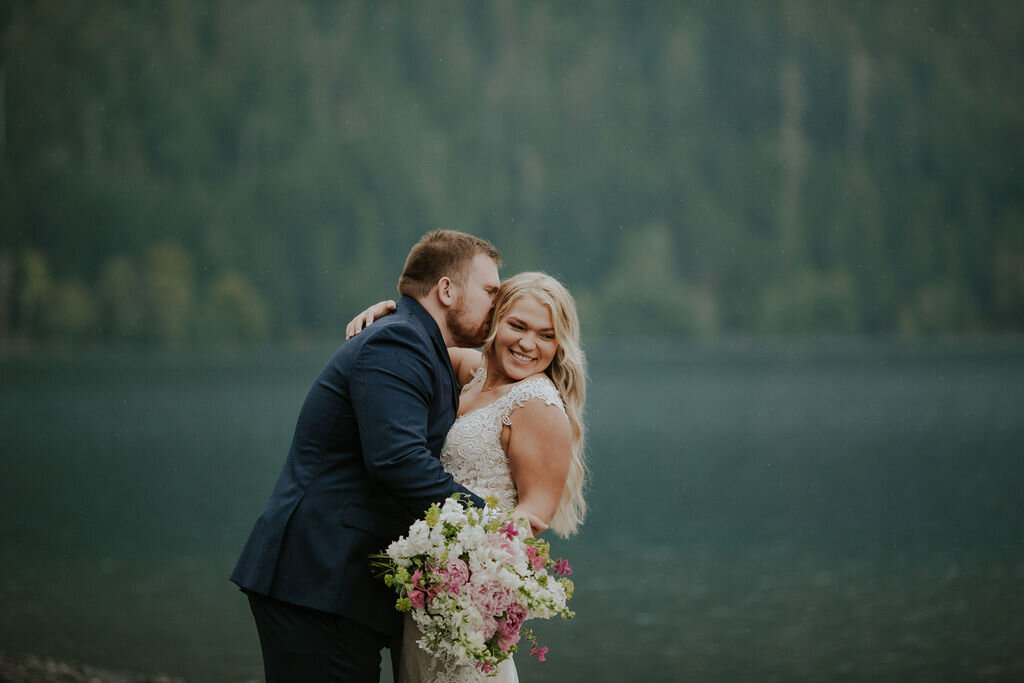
[349, 324, 485, 516]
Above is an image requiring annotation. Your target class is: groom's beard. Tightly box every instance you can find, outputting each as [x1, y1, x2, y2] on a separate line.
[447, 298, 491, 349]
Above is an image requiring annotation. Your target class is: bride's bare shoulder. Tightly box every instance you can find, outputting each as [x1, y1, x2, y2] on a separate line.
[506, 374, 565, 417]
[511, 372, 559, 393]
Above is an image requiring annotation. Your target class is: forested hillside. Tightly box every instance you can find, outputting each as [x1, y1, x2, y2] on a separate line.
[1, 1, 1021, 344]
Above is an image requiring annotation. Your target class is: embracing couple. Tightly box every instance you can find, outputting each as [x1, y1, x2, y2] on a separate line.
[231, 230, 587, 682]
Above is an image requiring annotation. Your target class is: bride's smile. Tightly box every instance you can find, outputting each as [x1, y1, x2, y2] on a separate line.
[510, 350, 535, 363]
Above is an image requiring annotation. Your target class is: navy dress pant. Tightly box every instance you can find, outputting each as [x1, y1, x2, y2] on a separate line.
[247, 592, 394, 682]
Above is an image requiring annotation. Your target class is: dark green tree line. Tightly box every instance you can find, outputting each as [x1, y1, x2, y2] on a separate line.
[1, 0, 1021, 345]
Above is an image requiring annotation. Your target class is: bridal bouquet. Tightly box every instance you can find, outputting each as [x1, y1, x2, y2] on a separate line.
[374, 495, 575, 675]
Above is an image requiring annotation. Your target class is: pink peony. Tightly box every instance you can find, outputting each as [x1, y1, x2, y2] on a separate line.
[504, 601, 527, 633]
[439, 558, 470, 594]
[468, 575, 513, 616]
[525, 545, 546, 573]
[495, 625, 521, 653]
[484, 532, 516, 558]
[494, 602, 527, 653]
[472, 615, 498, 641]
[409, 569, 430, 609]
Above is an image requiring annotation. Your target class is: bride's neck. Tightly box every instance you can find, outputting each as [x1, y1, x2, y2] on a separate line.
[481, 357, 514, 393]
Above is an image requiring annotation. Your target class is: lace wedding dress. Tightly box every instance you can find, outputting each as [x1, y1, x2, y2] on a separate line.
[396, 369, 566, 683]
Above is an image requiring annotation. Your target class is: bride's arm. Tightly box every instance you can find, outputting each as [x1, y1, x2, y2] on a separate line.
[346, 303, 485, 387]
[345, 300, 396, 339]
[448, 347, 484, 387]
[505, 400, 572, 536]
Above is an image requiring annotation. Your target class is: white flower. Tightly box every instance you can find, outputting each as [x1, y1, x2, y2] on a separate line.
[457, 522, 484, 547]
[496, 567, 522, 590]
[439, 498, 467, 523]
[405, 520, 432, 554]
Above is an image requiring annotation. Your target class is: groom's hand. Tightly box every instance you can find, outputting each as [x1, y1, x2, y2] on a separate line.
[345, 300, 397, 339]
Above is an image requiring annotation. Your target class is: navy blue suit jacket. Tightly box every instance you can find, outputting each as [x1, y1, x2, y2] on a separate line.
[230, 296, 484, 636]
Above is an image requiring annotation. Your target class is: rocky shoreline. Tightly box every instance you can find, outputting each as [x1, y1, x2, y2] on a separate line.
[0, 653, 185, 683]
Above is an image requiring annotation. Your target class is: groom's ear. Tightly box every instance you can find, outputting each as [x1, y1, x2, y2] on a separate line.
[436, 276, 456, 307]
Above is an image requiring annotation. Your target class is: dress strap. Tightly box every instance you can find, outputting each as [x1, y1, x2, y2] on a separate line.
[498, 376, 566, 426]
[462, 366, 486, 393]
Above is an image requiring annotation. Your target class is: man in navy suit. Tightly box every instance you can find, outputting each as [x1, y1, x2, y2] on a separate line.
[231, 230, 502, 681]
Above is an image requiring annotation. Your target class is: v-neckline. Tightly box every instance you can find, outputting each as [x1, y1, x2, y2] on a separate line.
[454, 369, 514, 421]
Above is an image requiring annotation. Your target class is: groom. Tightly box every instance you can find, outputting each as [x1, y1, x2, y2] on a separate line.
[231, 230, 501, 681]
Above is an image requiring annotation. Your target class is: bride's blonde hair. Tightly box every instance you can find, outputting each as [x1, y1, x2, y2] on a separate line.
[480, 272, 588, 537]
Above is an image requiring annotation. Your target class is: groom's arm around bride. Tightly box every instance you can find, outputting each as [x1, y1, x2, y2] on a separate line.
[230, 230, 502, 682]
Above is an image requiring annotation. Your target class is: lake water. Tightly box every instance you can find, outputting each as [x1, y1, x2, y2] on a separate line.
[1, 339, 1022, 681]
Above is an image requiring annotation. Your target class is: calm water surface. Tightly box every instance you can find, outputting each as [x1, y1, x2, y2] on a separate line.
[1, 339, 1022, 681]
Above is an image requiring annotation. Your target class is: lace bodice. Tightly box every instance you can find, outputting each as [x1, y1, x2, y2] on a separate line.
[441, 368, 566, 512]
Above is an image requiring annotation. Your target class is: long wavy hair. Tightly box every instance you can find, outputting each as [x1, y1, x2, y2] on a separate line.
[481, 272, 588, 537]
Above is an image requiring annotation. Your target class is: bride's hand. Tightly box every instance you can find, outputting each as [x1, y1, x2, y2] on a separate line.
[512, 508, 549, 537]
[345, 300, 397, 339]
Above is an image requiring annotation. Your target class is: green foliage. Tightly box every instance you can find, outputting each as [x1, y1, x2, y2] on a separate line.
[897, 279, 981, 336]
[198, 270, 270, 344]
[43, 279, 97, 341]
[992, 208, 1024, 330]
[141, 242, 194, 345]
[1, 0, 1021, 345]
[15, 250, 52, 339]
[98, 254, 144, 340]
[589, 224, 719, 337]
[759, 268, 861, 335]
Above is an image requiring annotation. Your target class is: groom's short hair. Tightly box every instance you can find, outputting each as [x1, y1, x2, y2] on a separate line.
[398, 230, 501, 299]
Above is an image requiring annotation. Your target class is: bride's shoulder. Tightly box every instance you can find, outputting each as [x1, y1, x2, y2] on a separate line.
[515, 372, 555, 388]
[503, 374, 564, 413]
[501, 377, 569, 436]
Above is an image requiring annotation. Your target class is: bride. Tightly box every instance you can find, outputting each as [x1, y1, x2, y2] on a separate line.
[348, 271, 587, 682]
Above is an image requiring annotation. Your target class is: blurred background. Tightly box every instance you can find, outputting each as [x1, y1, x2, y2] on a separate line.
[1, 1, 1022, 681]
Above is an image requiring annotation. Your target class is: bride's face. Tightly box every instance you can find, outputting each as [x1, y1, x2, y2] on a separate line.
[490, 294, 558, 382]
